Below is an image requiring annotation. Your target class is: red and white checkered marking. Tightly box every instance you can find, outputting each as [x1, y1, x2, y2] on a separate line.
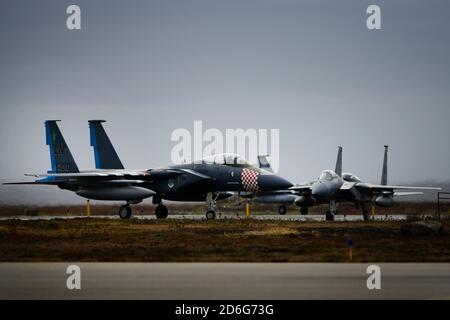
[241, 168, 260, 192]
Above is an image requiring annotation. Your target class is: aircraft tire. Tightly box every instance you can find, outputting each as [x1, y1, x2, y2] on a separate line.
[206, 210, 216, 220]
[155, 204, 168, 219]
[278, 205, 287, 215]
[300, 207, 308, 215]
[119, 205, 132, 219]
[325, 210, 334, 221]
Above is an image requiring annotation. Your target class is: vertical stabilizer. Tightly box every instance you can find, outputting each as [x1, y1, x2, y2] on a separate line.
[89, 120, 124, 170]
[381, 145, 388, 185]
[335, 146, 343, 177]
[45, 120, 79, 173]
[257, 155, 273, 172]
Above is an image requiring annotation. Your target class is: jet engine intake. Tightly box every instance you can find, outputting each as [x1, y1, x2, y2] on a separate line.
[294, 195, 316, 207]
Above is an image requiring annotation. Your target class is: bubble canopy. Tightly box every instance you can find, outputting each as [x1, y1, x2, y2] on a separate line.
[200, 153, 251, 167]
[319, 169, 339, 181]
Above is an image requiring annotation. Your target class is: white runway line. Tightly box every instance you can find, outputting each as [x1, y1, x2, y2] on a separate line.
[0, 214, 409, 221]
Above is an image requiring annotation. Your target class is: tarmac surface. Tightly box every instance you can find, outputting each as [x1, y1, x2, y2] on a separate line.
[0, 214, 408, 221]
[1, 263, 449, 300]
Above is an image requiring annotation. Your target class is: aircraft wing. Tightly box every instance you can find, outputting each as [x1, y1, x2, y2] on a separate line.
[23, 169, 182, 179]
[394, 191, 424, 196]
[3, 181, 61, 185]
[354, 183, 441, 192]
[7, 168, 214, 185]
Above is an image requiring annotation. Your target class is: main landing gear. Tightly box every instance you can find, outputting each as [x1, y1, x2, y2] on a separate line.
[205, 192, 220, 220]
[362, 210, 369, 221]
[153, 195, 168, 219]
[278, 205, 287, 215]
[119, 200, 143, 219]
[300, 207, 308, 215]
[119, 204, 132, 219]
[155, 204, 169, 219]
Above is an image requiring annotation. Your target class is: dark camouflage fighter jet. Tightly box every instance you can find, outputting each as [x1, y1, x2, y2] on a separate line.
[4, 120, 292, 220]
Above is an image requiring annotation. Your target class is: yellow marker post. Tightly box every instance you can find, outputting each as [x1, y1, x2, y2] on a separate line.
[86, 200, 91, 218]
[246, 202, 250, 218]
[348, 239, 353, 262]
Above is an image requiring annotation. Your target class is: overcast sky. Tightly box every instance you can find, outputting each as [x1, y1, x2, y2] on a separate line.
[0, 0, 449, 204]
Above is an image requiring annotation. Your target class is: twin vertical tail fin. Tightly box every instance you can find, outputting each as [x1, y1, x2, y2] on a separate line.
[257, 155, 273, 172]
[88, 120, 124, 170]
[381, 145, 388, 185]
[45, 120, 79, 173]
[335, 146, 343, 177]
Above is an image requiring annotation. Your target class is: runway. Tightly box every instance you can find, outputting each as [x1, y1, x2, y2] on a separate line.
[0, 263, 449, 300]
[0, 213, 409, 221]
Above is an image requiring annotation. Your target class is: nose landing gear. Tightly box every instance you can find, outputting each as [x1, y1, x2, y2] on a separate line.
[325, 200, 337, 221]
[205, 192, 219, 220]
[361, 202, 370, 221]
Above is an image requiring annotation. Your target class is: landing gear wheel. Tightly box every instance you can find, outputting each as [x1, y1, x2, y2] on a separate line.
[278, 205, 287, 215]
[362, 210, 369, 221]
[206, 210, 216, 220]
[300, 207, 308, 215]
[325, 210, 334, 221]
[155, 204, 168, 219]
[119, 205, 132, 219]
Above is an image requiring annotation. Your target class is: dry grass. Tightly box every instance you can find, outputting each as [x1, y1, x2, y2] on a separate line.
[0, 218, 449, 262]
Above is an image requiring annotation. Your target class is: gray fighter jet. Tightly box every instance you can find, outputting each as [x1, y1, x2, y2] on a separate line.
[247, 147, 440, 220]
[4, 120, 293, 220]
[291, 146, 440, 220]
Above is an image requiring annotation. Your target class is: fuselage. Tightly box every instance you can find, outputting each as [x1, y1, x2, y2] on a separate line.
[56, 161, 293, 202]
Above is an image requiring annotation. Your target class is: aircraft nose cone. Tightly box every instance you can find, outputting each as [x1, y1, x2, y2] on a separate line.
[258, 174, 293, 191]
[311, 182, 330, 200]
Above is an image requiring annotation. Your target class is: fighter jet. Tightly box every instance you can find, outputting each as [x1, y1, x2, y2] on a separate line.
[291, 146, 441, 220]
[245, 147, 440, 220]
[4, 120, 293, 220]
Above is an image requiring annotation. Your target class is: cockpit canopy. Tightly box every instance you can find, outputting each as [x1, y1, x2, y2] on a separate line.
[342, 172, 361, 182]
[319, 169, 339, 181]
[201, 153, 252, 167]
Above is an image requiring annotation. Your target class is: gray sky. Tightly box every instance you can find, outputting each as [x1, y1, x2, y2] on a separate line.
[0, 0, 449, 204]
